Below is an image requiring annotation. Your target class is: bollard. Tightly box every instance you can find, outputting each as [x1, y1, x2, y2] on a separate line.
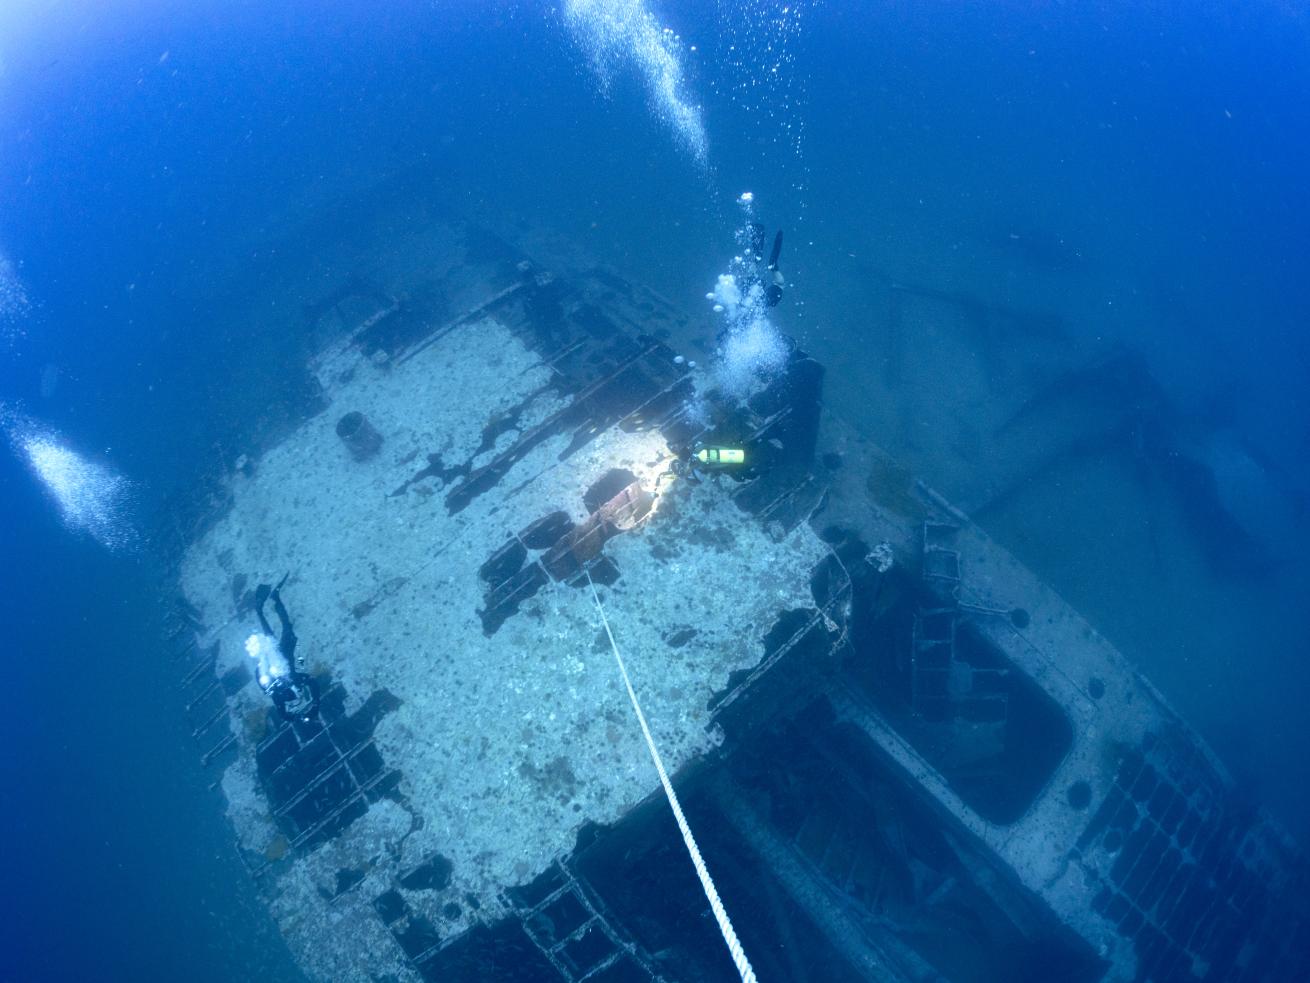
[335, 411, 383, 462]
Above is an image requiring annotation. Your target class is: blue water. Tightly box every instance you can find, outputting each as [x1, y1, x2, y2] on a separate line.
[2, 1, 1307, 979]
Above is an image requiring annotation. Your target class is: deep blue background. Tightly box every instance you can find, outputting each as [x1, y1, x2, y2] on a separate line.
[1, 1, 1307, 979]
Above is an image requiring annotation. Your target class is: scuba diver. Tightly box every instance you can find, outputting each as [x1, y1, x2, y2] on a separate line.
[746, 222, 785, 307]
[245, 575, 319, 723]
[656, 439, 752, 493]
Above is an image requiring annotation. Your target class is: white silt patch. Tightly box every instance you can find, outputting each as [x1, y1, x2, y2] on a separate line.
[270, 799, 421, 983]
[221, 751, 279, 855]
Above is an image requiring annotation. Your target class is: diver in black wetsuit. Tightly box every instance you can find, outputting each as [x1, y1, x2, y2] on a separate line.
[246, 576, 319, 722]
[747, 222, 785, 307]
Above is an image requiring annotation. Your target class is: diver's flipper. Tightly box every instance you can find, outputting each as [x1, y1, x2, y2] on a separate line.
[768, 230, 784, 270]
[254, 584, 272, 609]
[274, 571, 291, 593]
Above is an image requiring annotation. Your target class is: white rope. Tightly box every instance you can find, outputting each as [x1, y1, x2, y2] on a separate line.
[586, 570, 759, 983]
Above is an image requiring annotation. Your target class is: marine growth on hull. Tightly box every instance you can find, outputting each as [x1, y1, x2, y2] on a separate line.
[159, 215, 1309, 983]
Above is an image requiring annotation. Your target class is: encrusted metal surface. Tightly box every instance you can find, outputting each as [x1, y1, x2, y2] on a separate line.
[175, 241, 836, 981]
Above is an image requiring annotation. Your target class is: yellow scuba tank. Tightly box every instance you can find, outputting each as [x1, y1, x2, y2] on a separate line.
[695, 447, 746, 466]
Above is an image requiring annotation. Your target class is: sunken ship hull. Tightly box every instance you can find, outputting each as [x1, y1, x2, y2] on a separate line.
[158, 210, 1308, 983]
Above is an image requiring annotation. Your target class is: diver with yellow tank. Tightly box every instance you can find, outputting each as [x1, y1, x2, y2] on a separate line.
[656, 439, 752, 492]
[688, 444, 746, 472]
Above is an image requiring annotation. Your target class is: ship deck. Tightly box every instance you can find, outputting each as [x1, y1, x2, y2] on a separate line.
[164, 211, 1308, 983]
